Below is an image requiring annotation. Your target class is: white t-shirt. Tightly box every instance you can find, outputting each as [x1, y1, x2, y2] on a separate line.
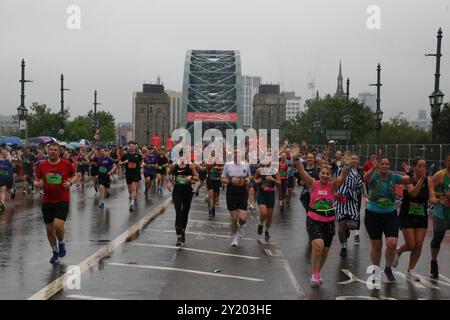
[221, 161, 251, 178]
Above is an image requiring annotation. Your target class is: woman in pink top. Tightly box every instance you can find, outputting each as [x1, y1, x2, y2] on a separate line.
[294, 154, 350, 288]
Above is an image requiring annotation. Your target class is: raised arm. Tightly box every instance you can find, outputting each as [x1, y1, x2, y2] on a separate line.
[293, 156, 314, 190]
[333, 157, 351, 191]
[363, 159, 379, 185]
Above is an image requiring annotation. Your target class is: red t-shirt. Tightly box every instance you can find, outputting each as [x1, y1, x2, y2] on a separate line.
[363, 161, 373, 173]
[36, 159, 75, 203]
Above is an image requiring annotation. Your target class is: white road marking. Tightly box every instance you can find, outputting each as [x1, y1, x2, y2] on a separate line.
[66, 294, 118, 300]
[166, 209, 229, 217]
[131, 243, 261, 260]
[145, 229, 256, 241]
[161, 218, 230, 227]
[394, 271, 427, 289]
[108, 263, 265, 282]
[27, 197, 172, 300]
[191, 203, 229, 209]
[280, 259, 306, 299]
[338, 269, 367, 285]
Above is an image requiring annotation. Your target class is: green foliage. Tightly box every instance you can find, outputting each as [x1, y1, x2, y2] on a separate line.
[436, 104, 450, 143]
[380, 113, 431, 144]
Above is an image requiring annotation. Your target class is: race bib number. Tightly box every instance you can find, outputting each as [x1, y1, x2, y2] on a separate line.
[408, 202, 425, 216]
[376, 198, 394, 208]
[0, 170, 8, 176]
[279, 170, 287, 177]
[176, 176, 188, 185]
[158, 166, 163, 170]
[147, 164, 154, 169]
[128, 162, 137, 169]
[232, 178, 246, 186]
[45, 174, 62, 185]
[99, 167, 108, 174]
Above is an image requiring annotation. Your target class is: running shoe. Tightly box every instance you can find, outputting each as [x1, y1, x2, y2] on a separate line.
[310, 273, 321, 288]
[238, 224, 245, 238]
[264, 230, 270, 242]
[354, 234, 360, 243]
[129, 204, 134, 212]
[257, 224, 263, 235]
[384, 267, 396, 283]
[392, 252, 401, 268]
[231, 234, 239, 247]
[50, 251, 60, 264]
[430, 260, 439, 279]
[208, 209, 214, 220]
[58, 242, 66, 257]
[106, 192, 110, 199]
[11, 189, 16, 200]
[212, 207, 215, 218]
[144, 188, 148, 197]
[99, 202, 105, 209]
[340, 247, 347, 257]
[406, 270, 421, 282]
[176, 235, 183, 247]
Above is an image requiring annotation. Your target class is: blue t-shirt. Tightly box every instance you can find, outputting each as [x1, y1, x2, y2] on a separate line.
[367, 172, 403, 213]
[95, 157, 114, 175]
[0, 159, 13, 180]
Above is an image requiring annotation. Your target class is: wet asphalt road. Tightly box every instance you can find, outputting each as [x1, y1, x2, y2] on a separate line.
[1, 179, 450, 300]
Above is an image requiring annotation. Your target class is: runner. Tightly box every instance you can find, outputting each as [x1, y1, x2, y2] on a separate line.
[34, 142, 77, 264]
[277, 152, 289, 212]
[285, 148, 296, 208]
[143, 147, 158, 197]
[247, 153, 258, 212]
[119, 142, 142, 211]
[76, 149, 89, 188]
[167, 150, 198, 246]
[255, 158, 281, 242]
[21, 147, 35, 194]
[335, 153, 365, 257]
[299, 153, 320, 212]
[156, 147, 169, 195]
[34, 147, 48, 195]
[0, 148, 14, 211]
[429, 154, 450, 278]
[363, 156, 416, 284]
[10, 150, 20, 198]
[392, 157, 439, 280]
[294, 153, 350, 288]
[95, 147, 116, 209]
[205, 150, 223, 219]
[221, 148, 251, 247]
[88, 148, 100, 196]
[110, 146, 119, 181]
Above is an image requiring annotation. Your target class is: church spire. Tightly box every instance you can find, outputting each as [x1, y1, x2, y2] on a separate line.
[335, 60, 345, 97]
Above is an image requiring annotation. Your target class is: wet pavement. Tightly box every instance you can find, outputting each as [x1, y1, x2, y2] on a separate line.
[1, 181, 450, 300]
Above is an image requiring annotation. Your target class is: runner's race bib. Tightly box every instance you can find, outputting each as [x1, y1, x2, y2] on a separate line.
[408, 202, 425, 216]
[209, 168, 220, 180]
[313, 198, 334, 213]
[176, 175, 188, 185]
[45, 174, 62, 185]
[99, 167, 108, 174]
[146, 164, 154, 169]
[128, 162, 137, 169]
[376, 198, 395, 209]
[0, 170, 8, 176]
[158, 166, 163, 170]
[279, 170, 287, 177]
[232, 177, 246, 186]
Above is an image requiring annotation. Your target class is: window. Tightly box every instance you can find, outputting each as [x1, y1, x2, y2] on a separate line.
[139, 107, 144, 114]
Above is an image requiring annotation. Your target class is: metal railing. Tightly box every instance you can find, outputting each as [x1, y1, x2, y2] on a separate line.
[310, 144, 450, 173]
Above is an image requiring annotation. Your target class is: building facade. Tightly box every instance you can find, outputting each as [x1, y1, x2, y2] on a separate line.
[335, 60, 345, 98]
[0, 115, 18, 137]
[166, 90, 182, 133]
[284, 92, 302, 120]
[133, 84, 170, 146]
[358, 92, 377, 111]
[242, 75, 262, 128]
[411, 109, 431, 131]
[252, 84, 286, 134]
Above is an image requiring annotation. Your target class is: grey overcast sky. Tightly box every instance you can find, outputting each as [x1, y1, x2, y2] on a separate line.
[1, 0, 450, 123]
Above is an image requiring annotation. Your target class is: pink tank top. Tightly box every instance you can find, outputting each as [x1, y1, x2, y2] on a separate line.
[307, 180, 336, 222]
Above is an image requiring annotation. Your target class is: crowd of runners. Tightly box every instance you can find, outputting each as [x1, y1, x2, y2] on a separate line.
[0, 141, 449, 289]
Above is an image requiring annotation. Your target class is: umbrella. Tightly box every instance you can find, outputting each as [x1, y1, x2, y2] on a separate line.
[0, 136, 23, 146]
[69, 141, 81, 149]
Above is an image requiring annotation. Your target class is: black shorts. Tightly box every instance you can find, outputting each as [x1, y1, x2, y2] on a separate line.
[306, 216, 335, 247]
[156, 168, 166, 175]
[0, 178, 13, 189]
[22, 167, 33, 177]
[364, 209, 399, 240]
[226, 188, 248, 211]
[400, 212, 428, 229]
[143, 170, 156, 179]
[98, 174, 111, 189]
[90, 166, 99, 176]
[12, 167, 19, 175]
[77, 164, 88, 174]
[257, 190, 275, 209]
[206, 179, 221, 191]
[288, 176, 295, 188]
[42, 202, 69, 224]
[126, 173, 141, 185]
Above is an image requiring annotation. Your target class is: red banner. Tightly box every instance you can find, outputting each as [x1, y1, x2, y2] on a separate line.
[187, 112, 238, 122]
[151, 135, 161, 147]
[166, 137, 173, 149]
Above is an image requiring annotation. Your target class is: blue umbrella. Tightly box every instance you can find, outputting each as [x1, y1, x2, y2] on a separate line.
[0, 136, 23, 146]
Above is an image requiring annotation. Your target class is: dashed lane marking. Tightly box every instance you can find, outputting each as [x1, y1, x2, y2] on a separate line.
[131, 243, 261, 260]
[108, 263, 265, 282]
[144, 229, 256, 241]
[66, 294, 118, 300]
[280, 259, 306, 300]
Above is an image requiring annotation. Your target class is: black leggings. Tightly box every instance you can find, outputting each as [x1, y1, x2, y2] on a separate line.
[172, 187, 193, 235]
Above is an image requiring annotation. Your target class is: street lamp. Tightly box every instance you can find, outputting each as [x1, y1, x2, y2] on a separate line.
[426, 28, 444, 144]
[313, 90, 321, 145]
[343, 78, 351, 146]
[17, 59, 32, 140]
[59, 74, 70, 137]
[370, 63, 383, 145]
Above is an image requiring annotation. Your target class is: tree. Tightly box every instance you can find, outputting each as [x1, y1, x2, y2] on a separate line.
[65, 111, 116, 142]
[379, 113, 431, 144]
[26, 103, 70, 138]
[283, 95, 374, 145]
